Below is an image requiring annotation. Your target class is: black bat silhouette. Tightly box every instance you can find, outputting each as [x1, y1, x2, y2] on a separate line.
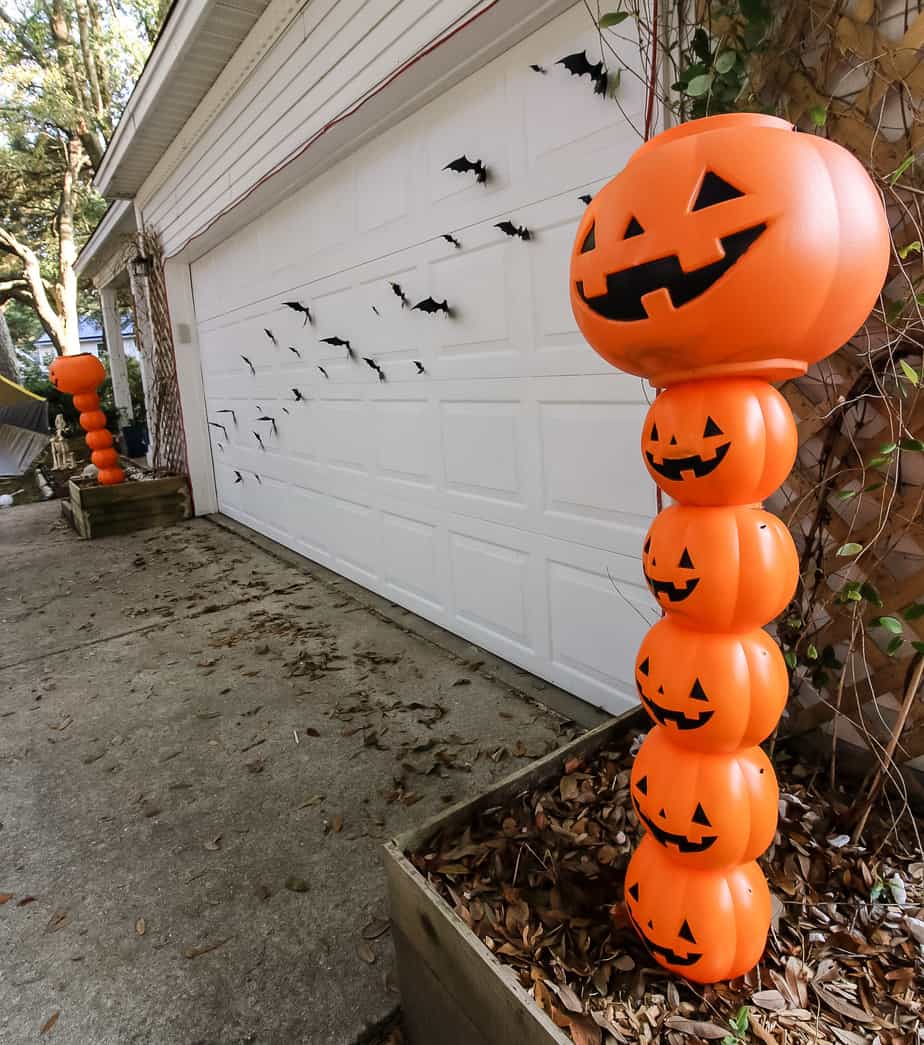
[442, 233, 461, 249]
[282, 407, 290, 415]
[241, 355, 255, 375]
[257, 415, 277, 435]
[282, 301, 312, 325]
[217, 443, 225, 452]
[372, 305, 380, 316]
[557, 51, 607, 96]
[413, 361, 426, 374]
[253, 431, 265, 451]
[389, 282, 409, 308]
[208, 421, 229, 439]
[363, 357, 386, 382]
[288, 345, 302, 358]
[254, 474, 262, 484]
[530, 64, 547, 74]
[318, 366, 329, 379]
[579, 193, 593, 205]
[443, 155, 487, 184]
[495, 220, 531, 241]
[320, 336, 354, 358]
[292, 388, 305, 402]
[233, 470, 243, 484]
[264, 328, 278, 346]
[413, 297, 452, 316]
[216, 409, 237, 422]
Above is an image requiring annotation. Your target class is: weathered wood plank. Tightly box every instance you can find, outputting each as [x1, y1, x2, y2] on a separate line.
[70, 476, 189, 509]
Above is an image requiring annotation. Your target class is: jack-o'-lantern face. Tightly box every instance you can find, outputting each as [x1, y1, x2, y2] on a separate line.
[630, 728, 778, 870]
[635, 617, 788, 753]
[624, 835, 772, 983]
[642, 505, 798, 632]
[570, 113, 890, 387]
[641, 379, 797, 506]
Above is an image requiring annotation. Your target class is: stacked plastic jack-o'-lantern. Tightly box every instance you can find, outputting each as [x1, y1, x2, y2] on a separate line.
[49, 353, 125, 485]
[570, 113, 889, 983]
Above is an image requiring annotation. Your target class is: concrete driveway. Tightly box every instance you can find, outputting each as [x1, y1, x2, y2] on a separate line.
[0, 502, 587, 1044]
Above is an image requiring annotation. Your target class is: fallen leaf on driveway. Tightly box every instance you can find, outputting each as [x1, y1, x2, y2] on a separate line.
[567, 1014, 602, 1045]
[17, 896, 36, 906]
[361, 917, 390, 940]
[330, 815, 343, 833]
[204, 836, 222, 851]
[752, 989, 787, 1011]
[0, 893, 12, 905]
[45, 911, 70, 933]
[285, 877, 309, 893]
[40, 1012, 59, 1035]
[183, 938, 230, 959]
[357, 941, 376, 964]
[135, 918, 145, 936]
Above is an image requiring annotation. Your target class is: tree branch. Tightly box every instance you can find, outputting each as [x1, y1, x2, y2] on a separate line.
[0, 225, 66, 353]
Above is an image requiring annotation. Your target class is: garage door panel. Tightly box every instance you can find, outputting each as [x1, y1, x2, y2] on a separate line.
[193, 4, 653, 715]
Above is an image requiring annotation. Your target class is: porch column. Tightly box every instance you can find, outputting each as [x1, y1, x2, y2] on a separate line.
[99, 286, 133, 426]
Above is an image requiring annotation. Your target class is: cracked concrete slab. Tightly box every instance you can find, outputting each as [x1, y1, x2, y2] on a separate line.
[0, 502, 586, 1045]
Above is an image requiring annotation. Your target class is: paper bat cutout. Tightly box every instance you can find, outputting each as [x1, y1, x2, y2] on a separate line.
[413, 361, 426, 374]
[413, 297, 452, 316]
[253, 431, 265, 451]
[216, 409, 237, 422]
[320, 336, 354, 358]
[208, 421, 229, 439]
[288, 345, 302, 358]
[217, 443, 225, 452]
[257, 415, 277, 435]
[443, 233, 461, 249]
[318, 366, 329, 379]
[557, 51, 607, 96]
[496, 220, 531, 241]
[264, 328, 278, 346]
[254, 474, 262, 484]
[363, 358, 386, 382]
[292, 388, 305, 402]
[530, 64, 547, 74]
[233, 470, 243, 484]
[389, 282, 409, 308]
[282, 407, 290, 415]
[372, 305, 380, 316]
[241, 355, 255, 375]
[443, 155, 487, 184]
[282, 301, 312, 325]
[579, 193, 593, 205]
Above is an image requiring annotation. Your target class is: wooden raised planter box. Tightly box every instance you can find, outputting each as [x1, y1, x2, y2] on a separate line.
[63, 475, 191, 539]
[385, 710, 641, 1045]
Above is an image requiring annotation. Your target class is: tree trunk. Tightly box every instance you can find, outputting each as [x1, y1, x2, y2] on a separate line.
[0, 227, 69, 353]
[0, 307, 19, 383]
[57, 136, 83, 356]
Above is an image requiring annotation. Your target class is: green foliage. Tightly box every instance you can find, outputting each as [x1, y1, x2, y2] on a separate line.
[722, 1005, 751, 1044]
[20, 349, 145, 429]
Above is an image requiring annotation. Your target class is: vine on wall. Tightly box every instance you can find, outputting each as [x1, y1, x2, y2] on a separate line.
[588, 0, 924, 829]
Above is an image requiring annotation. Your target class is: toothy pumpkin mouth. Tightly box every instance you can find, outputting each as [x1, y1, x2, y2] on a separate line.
[646, 441, 731, 480]
[642, 568, 699, 603]
[627, 907, 702, 967]
[575, 223, 766, 322]
[633, 797, 717, 854]
[635, 679, 715, 731]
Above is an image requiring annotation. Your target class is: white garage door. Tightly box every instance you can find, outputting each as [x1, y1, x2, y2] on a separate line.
[191, 6, 657, 715]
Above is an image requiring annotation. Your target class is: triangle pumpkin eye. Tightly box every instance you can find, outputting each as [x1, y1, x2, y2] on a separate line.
[628, 882, 640, 902]
[624, 216, 644, 239]
[678, 547, 694, 569]
[692, 171, 745, 210]
[635, 775, 648, 795]
[638, 657, 650, 676]
[649, 423, 659, 441]
[689, 678, 709, 702]
[691, 802, 711, 827]
[580, 223, 596, 253]
[678, 919, 697, 944]
[703, 416, 723, 437]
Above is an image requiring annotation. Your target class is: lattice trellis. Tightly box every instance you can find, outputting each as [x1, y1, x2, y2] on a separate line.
[132, 230, 187, 478]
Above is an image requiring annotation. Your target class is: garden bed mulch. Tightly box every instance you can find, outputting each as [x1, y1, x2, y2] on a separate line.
[408, 728, 923, 1045]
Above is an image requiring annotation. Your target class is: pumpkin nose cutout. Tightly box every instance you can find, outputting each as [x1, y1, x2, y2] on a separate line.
[658, 808, 667, 819]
